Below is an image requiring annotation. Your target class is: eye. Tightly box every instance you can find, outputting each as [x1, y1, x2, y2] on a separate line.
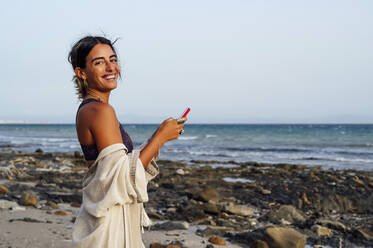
[95, 60, 105, 65]
[110, 58, 118, 63]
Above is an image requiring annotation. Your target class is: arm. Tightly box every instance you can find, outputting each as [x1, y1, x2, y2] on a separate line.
[89, 104, 185, 168]
[139, 118, 186, 168]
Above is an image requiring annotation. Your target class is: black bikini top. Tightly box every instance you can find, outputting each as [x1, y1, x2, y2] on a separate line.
[77, 98, 133, 161]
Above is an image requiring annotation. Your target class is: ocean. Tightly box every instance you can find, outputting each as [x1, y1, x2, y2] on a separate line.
[0, 124, 372, 171]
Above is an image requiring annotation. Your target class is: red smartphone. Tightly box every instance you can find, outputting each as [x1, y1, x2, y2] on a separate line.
[180, 107, 191, 119]
[178, 107, 190, 124]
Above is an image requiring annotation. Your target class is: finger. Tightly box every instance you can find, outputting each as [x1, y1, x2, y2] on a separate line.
[177, 119, 185, 124]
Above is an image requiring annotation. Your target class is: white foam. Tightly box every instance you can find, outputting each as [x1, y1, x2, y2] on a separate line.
[178, 136, 199, 140]
[206, 134, 217, 138]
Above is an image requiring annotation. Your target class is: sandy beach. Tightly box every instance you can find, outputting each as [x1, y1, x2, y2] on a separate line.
[0, 149, 372, 247]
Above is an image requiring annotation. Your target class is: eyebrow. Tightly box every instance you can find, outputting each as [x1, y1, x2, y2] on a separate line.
[91, 54, 117, 63]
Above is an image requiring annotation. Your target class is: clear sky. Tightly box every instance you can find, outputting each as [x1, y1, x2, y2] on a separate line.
[1, 0, 372, 123]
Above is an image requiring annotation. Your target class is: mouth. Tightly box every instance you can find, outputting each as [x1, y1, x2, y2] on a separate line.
[102, 74, 116, 81]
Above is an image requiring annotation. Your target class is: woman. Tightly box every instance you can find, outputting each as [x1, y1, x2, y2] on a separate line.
[69, 36, 186, 247]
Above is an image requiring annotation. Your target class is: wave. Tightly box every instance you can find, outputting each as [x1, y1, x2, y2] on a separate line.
[178, 136, 199, 140]
[344, 143, 373, 148]
[289, 156, 373, 164]
[205, 134, 217, 138]
[225, 146, 311, 153]
[164, 148, 238, 158]
[335, 150, 373, 156]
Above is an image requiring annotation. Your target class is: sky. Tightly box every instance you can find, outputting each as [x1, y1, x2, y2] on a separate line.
[0, 0, 372, 123]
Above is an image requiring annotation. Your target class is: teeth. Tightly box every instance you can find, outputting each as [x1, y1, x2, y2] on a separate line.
[105, 75, 115, 80]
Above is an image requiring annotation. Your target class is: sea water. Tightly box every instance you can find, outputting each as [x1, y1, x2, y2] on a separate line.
[0, 124, 372, 170]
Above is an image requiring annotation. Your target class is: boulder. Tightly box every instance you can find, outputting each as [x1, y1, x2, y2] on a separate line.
[198, 226, 235, 237]
[224, 203, 254, 217]
[316, 219, 347, 232]
[251, 240, 270, 248]
[47, 201, 59, 209]
[264, 227, 306, 248]
[199, 188, 219, 203]
[54, 210, 72, 216]
[0, 200, 18, 210]
[152, 221, 189, 230]
[150, 243, 163, 248]
[203, 202, 220, 215]
[208, 236, 226, 246]
[354, 228, 373, 241]
[311, 225, 332, 237]
[19, 192, 38, 206]
[73, 150, 81, 158]
[267, 205, 306, 225]
[176, 169, 185, 175]
[0, 185, 8, 194]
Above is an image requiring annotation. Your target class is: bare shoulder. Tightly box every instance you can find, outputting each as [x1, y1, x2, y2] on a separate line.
[78, 102, 117, 126]
[78, 102, 122, 151]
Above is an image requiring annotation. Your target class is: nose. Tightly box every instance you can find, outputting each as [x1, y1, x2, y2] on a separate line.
[105, 60, 115, 72]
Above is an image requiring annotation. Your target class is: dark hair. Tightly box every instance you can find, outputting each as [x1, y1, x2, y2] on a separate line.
[68, 36, 119, 99]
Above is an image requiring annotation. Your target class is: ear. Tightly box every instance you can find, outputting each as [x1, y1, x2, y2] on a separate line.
[74, 67, 87, 80]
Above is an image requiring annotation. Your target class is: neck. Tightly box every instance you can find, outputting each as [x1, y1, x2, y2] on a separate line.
[85, 89, 110, 103]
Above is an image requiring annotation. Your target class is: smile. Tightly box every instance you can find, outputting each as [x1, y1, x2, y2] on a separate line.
[103, 74, 116, 80]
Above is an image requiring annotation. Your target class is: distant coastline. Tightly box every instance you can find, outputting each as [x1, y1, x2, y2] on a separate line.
[0, 121, 372, 125]
[0, 120, 50, 124]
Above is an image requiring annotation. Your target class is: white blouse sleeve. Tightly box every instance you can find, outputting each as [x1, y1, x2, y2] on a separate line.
[81, 144, 159, 218]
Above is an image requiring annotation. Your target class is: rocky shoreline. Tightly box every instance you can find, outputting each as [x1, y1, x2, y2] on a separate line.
[0, 149, 372, 247]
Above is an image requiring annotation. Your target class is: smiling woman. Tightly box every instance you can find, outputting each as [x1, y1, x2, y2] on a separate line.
[68, 36, 120, 99]
[68, 36, 187, 247]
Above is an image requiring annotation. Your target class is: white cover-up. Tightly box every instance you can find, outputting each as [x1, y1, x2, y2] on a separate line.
[72, 143, 159, 247]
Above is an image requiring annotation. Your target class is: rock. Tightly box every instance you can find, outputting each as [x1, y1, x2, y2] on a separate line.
[19, 192, 38, 206]
[311, 225, 332, 237]
[208, 236, 226, 246]
[199, 188, 219, 203]
[35, 148, 43, 153]
[71, 202, 81, 208]
[0, 200, 18, 210]
[166, 246, 180, 248]
[149, 243, 162, 248]
[251, 240, 270, 248]
[264, 227, 306, 248]
[0, 185, 8, 194]
[54, 210, 72, 216]
[198, 226, 235, 237]
[47, 201, 59, 209]
[166, 207, 177, 214]
[176, 169, 185, 175]
[146, 208, 164, 220]
[267, 205, 306, 225]
[352, 176, 365, 186]
[47, 192, 82, 203]
[320, 194, 354, 213]
[152, 221, 189, 230]
[57, 203, 71, 209]
[11, 206, 26, 211]
[354, 228, 373, 241]
[203, 202, 220, 214]
[224, 203, 254, 217]
[302, 192, 311, 205]
[74, 150, 81, 158]
[316, 219, 347, 232]
[261, 189, 271, 195]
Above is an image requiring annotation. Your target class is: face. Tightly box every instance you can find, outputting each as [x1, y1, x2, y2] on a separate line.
[78, 43, 120, 93]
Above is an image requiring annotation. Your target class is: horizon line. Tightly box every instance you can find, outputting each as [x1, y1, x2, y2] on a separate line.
[1, 122, 372, 125]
